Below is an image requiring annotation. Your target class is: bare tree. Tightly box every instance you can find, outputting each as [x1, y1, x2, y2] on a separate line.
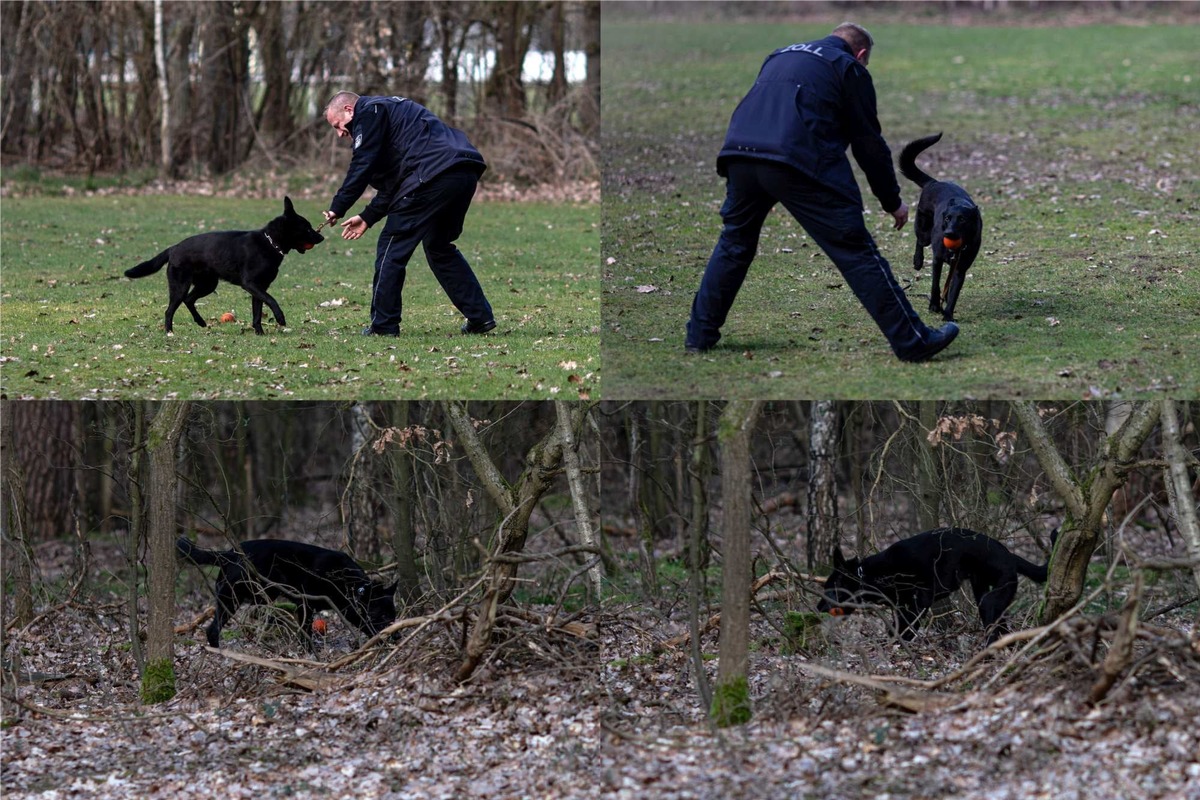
[580, 0, 600, 136]
[154, 0, 171, 177]
[1160, 399, 1200, 593]
[141, 402, 191, 704]
[712, 400, 761, 727]
[444, 401, 577, 682]
[1, 400, 34, 627]
[806, 400, 839, 570]
[1013, 401, 1161, 622]
[556, 401, 601, 599]
[914, 401, 942, 531]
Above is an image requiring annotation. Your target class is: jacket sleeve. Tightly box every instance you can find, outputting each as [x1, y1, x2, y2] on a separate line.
[843, 63, 903, 213]
[330, 103, 388, 221]
[359, 186, 394, 228]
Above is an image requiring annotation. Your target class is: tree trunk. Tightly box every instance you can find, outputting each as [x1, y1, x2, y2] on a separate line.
[142, 402, 190, 704]
[9, 402, 79, 541]
[629, 407, 659, 598]
[343, 403, 381, 556]
[580, 0, 600, 136]
[915, 401, 941, 531]
[445, 401, 575, 682]
[388, 402, 422, 606]
[154, 0, 171, 177]
[126, 402, 146, 672]
[712, 400, 761, 727]
[687, 401, 713, 709]
[166, 5, 196, 175]
[252, 1, 292, 147]
[1160, 399, 1200, 593]
[547, 1, 568, 106]
[485, 2, 531, 118]
[1, 400, 34, 627]
[555, 401, 601, 599]
[200, 3, 244, 175]
[806, 400, 839, 570]
[1013, 401, 1161, 622]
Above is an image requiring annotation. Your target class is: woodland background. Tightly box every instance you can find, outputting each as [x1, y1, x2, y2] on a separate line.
[3, 400, 1198, 797]
[0, 1, 601, 190]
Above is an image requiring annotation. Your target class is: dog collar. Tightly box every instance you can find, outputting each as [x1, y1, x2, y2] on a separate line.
[264, 232, 284, 256]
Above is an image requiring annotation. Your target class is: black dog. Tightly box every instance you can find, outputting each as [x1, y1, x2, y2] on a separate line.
[177, 537, 396, 650]
[125, 196, 324, 334]
[899, 133, 982, 321]
[817, 528, 1052, 643]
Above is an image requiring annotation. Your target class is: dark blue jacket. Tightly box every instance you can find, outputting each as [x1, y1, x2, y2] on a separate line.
[330, 96, 486, 226]
[717, 36, 902, 213]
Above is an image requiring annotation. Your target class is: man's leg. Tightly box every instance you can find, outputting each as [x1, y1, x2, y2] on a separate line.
[685, 161, 776, 351]
[369, 219, 423, 335]
[420, 168, 494, 328]
[760, 163, 956, 361]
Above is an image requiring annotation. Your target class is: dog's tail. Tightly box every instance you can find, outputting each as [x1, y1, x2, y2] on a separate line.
[1015, 528, 1059, 583]
[176, 537, 230, 567]
[899, 132, 943, 188]
[125, 249, 170, 279]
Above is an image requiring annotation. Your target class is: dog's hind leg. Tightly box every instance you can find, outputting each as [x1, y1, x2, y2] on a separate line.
[974, 578, 1018, 643]
[183, 274, 219, 328]
[206, 579, 240, 648]
[164, 285, 190, 333]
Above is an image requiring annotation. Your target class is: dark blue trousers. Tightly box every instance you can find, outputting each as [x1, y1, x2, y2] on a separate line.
[369, 166, 493, 334]
[686, 160, 935, 358]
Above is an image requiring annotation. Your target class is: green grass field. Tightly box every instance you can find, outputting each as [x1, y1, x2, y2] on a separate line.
[602, 19, 1199, 398]
[1, 195, 599, 399]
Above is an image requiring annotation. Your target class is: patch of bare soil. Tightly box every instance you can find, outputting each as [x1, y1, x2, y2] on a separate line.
[4, 584, 1197, 799]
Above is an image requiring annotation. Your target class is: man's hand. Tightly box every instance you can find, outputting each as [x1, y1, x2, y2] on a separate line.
[890, 202, 909, 231]
[340, 216, 368, 240]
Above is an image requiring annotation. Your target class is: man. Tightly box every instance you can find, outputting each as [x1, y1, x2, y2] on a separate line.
[685, 23, 958, 362]
[323, 92, 495, 336]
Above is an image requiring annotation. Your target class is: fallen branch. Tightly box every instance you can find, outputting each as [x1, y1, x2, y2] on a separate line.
[1089, 573, 1143, 705]
[792, 661, 954, 713]
[173, 607, 214, 635]
[205, 646, 341, 692]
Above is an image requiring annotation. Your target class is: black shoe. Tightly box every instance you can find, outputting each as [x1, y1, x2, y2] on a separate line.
[461, 319, 496, 334]
[361, 326, 399, 337]
[897, 322, 959, 363]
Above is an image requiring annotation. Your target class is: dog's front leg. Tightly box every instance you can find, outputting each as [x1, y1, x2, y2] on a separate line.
[250, 297, 265, 335]
[928, 252, 945, 315]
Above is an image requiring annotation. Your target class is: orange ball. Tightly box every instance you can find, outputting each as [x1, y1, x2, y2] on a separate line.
[312, 618, 327, 634]
[220, 312, 236, 323]
[942, 236, 963, 251]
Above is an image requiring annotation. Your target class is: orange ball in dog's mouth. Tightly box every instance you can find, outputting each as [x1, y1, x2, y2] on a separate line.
[220, 312, 236, 323]
[943, 236, 964, 250]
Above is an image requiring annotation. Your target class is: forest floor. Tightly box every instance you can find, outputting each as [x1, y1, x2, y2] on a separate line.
[4, 547, 1198, 800]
